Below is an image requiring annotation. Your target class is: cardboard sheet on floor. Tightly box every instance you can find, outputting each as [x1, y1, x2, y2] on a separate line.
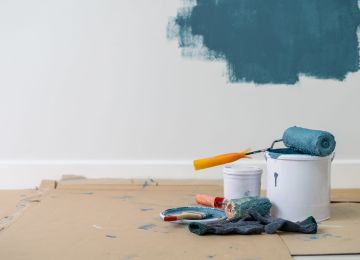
[280, 203, 360, 255]
[0, 190, 28, 219]
[0, 189, 38, 221]
[0, 187, 291, 260]
[0, 189, 38, 227]
[1, 179, 359, 259]
[56, 178, 360, 203]
[331, 189, 360, 203]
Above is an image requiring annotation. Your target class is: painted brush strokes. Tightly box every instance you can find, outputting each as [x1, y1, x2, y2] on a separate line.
[168, 0, 360, 84]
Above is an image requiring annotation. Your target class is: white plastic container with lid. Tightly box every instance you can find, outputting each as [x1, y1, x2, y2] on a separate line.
[265, 151, 333, 222]
[223, 165, 263, 200]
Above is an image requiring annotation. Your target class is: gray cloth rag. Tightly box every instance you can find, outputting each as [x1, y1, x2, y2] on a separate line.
[188, 209, 317, 236]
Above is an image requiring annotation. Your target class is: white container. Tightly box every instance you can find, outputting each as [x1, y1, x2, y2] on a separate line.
[265, 151, 333, 222]
[223, 165, 262, 200]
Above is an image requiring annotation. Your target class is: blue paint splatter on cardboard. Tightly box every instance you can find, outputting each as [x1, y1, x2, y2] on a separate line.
[138, 224, 156, 230]
[79, 192, 94, 195]
[140, 208, 154, 212]
[168, 0, 360, 84]
[112, 195, 133, 200]
[301, 232, 341, 241]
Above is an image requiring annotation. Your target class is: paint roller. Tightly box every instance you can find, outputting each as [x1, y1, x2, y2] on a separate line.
[193, 148, 252, 171]
[282, 126, 336, 156]
[194, 126, 336, 170]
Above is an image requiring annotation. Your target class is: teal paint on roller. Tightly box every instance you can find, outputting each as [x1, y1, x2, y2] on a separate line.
[193, 126, 335, 170]
[267, 148, 303, 159]
[283, 126, 336, 156]
[251, 126, 336, 158]
[225, 196, 272, 220]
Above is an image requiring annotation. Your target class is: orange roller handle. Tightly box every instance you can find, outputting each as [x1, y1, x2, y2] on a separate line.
[193, 148, 251, 170]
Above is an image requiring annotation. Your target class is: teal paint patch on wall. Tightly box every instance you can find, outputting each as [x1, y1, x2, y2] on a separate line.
[168, 0, 360, 85]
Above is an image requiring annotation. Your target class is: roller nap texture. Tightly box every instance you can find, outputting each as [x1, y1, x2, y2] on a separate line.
[283, 126, 336, 156]
[225, 197, 272, 220]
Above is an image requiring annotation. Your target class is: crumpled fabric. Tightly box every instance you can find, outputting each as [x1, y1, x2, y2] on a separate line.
[188, 209, 317, 236]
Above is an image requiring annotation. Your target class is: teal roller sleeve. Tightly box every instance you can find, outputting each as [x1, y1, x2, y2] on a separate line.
[283, 126, 336, 156]
[226, 197, 272, 220]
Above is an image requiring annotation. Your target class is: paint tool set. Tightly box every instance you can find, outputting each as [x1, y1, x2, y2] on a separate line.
[160, 126, 336, 235]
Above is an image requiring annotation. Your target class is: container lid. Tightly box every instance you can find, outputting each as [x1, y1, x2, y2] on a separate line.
[223, 165, 263, 176]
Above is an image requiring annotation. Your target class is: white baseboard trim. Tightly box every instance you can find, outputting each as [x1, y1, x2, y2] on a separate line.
[0, 159, 359, 189]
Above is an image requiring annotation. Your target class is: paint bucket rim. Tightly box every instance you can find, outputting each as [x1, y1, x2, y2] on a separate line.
[265, 151, 333, 161]
[223, 165, 262, 176]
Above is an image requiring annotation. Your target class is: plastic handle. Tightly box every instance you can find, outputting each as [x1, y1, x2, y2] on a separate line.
[164, 216, 178, 221]
[196, 194, 224, 208]
[193, 148, 251, 170]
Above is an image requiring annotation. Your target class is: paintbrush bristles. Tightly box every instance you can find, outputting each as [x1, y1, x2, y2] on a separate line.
[164, 211, 206, 221]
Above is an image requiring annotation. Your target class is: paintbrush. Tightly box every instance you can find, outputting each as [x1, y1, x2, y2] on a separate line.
[163, 211, 207, 222]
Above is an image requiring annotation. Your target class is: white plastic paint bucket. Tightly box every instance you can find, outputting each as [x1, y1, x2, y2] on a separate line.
[223, 165, 262, 200]
[265, 151, 333, 222]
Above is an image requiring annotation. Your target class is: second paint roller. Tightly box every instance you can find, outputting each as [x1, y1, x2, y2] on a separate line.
[193, 126, 336, 170]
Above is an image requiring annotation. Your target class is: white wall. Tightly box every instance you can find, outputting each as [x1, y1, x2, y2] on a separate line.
[0, 0, 359, 188]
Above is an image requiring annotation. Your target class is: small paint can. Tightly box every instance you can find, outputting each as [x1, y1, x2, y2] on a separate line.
[223, 165, 262, 200]
[265, 151, 333, 222]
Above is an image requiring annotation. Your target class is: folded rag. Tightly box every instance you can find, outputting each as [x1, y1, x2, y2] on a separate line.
[188, 218, 264, 235]
[188, 209, 317, 236]
[246, 209, 318, 234]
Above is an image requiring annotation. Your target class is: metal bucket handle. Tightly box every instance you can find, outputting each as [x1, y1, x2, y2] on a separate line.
[264, 140, 336, 162]
[264, 139, 283, 161]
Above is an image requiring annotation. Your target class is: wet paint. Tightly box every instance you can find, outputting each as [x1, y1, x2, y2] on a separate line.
[267, 148, 303, 159]
[283, 126, 336, 156]
[274, 172, 279, 187]
[168, 0, 360, 84]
